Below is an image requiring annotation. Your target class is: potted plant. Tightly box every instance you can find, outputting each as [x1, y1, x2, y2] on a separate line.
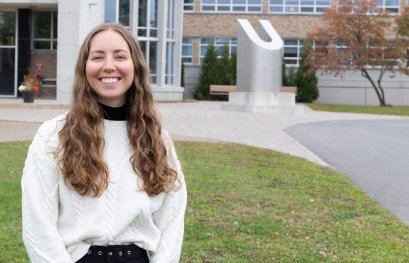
[18, 84, 36, 103]
[18, 66, 43, 103]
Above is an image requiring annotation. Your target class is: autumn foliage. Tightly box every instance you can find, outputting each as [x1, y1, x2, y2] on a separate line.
[307, 0, 409, 106]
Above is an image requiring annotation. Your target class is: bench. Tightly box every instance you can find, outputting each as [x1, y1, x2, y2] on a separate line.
[40, 78, 57, 98]
[280, 86, 297, 94]
[209, 85, 237, 96]
[41, 78, 57, 88]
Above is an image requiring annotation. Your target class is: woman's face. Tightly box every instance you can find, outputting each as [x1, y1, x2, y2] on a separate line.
[86, 29, 135, 107]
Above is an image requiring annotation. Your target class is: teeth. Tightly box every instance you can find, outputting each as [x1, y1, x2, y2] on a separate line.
[101, 78, 119, 84]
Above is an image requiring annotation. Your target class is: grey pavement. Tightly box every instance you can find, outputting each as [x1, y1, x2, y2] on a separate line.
[1, 98, 408, 223]
[285, 119, 409, 225]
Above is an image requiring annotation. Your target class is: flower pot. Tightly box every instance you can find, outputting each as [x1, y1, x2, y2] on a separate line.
[22, 90, 36, 103]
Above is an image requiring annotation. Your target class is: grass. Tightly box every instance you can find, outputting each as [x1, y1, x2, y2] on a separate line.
[307, 103, 409, 116]
[2, 141, 409, 262]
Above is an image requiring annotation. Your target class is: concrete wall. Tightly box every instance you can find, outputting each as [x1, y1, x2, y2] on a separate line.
[317, 70, 409, 106]
[183, 64, 201, 99]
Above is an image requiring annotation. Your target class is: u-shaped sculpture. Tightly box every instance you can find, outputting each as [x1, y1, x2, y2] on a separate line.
[237, 19, 283, 92]
[223, 19, 300, 113]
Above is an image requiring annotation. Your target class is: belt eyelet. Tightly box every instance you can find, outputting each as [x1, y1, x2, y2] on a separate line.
[98, 251, 102, 256]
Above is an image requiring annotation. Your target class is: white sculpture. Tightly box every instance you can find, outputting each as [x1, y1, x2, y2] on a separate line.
[223, 19, 300, 113]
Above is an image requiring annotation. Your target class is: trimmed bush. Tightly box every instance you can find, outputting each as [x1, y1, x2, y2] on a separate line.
[295, 42, 319, 103]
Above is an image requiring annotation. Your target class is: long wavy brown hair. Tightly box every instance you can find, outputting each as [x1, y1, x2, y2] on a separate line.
[55, 23, 177, 197]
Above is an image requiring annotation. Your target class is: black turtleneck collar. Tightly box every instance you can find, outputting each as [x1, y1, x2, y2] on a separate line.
[99, 102, 129, 121]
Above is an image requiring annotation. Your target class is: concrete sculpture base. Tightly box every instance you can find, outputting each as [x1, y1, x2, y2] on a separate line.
[222, 92, 304, 114]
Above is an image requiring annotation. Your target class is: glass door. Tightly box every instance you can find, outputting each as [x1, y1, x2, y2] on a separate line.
[0, 11, 17, 96]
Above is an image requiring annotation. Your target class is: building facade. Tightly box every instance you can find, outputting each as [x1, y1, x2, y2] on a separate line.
[0, 0, 184, 101]
[182, 0, 409, 105]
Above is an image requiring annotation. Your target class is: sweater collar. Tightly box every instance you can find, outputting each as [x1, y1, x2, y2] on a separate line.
[98, 102, 129, 121]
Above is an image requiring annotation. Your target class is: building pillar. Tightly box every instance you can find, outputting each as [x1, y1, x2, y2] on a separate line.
[56, 0, 104, 102]
[150, 0, 184, 101]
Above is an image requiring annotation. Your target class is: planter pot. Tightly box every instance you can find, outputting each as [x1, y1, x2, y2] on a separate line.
[22, 90, 36, 103]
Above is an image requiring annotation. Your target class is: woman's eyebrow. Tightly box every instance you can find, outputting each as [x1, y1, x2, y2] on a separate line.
[89, 49, 129, 54]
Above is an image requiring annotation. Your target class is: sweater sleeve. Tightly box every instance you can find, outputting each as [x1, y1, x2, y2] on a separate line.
[149, 131, 187, 263]
[21, 122, 73, 263]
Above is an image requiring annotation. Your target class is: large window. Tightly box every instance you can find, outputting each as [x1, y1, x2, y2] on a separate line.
[138, 0, 159, 83]
[201, 0, 262, 13]
[182, 38, 193, 63]
[118, 0, 131, 26]
[200, 38, 237, 62]
[376, 0, 399, 14]
[105, 0, 131, 27]
[166, 0, 176, 84]
[32, 11, 58, 50]
[269, 0, 331, 14]
[184, 0, 195, 12]
[283, 39, 304, 66]
[336, 0, 400, 14]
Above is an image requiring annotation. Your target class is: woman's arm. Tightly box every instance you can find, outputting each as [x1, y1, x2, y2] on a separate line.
[149, 131, 187, 263]
[21, 122, 73, 263]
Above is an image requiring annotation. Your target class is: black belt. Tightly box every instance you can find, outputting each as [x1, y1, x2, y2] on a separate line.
[86, 244, 148, 261]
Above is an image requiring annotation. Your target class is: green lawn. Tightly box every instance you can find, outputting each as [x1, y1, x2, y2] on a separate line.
[2, 141, 409, 262]
[308, 104, 409, 116]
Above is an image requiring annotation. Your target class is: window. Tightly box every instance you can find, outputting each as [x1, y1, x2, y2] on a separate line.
[32, 11, 58, 50]
[201, 0, 262, 13]
[166, 0, 176, 84]
[200, 38, 237, 62]
[283, 39, 304, 66]
[138, 0, 159, 83]
[118, 0, 131, 26]
[377, 0, 399, 14]
[182, 38, 193, 63]
[184, 0, 195, 12]
[269, 0, 331, 14]
[336, 0, 400, 14]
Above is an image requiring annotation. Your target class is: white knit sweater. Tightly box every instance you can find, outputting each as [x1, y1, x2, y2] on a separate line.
[21, 114, 187, 263]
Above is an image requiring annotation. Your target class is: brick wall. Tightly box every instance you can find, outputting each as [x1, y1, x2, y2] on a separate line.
[30, 50, 57, 99]
[183, 13, 323, 38]
[30, 50, 57, 79]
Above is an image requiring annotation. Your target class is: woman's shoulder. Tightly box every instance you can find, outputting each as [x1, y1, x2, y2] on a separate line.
[161, 129, 173, 146]
[37, 113, 68, 136]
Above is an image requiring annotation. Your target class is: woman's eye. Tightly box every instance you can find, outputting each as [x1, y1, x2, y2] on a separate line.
[90, 56, 103, 61]
[116, 55, 127, 60]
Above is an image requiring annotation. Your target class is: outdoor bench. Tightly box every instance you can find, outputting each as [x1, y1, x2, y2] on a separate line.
[209, 85, 237, 96]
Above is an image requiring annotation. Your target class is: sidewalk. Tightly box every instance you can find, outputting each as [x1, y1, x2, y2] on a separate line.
[0, 98, 405, 166]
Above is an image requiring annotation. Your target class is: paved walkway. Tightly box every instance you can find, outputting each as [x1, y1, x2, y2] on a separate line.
[0, 99, 405, 166]
[2, 98, 409, 224]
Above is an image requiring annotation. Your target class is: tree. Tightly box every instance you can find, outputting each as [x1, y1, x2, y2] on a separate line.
[218, 45, 234, 85]
[194, 43, 219, 100]
[295, 41, 319, 103]
[194, 43, 237, 100]
[396, 6, 409, 38]
[230, 52, 237, 85]
[282, 61, 289, 87]
[307, 0, 408, 106]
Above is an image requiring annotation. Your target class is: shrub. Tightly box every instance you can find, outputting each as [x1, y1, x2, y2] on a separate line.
[295, 42, 319, 103]
[194, 43, 219, 100]
[194, 43, 237, 100]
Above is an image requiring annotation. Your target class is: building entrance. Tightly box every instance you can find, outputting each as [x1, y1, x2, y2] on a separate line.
[0, 11, 16, 96]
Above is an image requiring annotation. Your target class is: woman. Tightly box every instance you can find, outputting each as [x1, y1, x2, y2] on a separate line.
[21, 23, 187, 263]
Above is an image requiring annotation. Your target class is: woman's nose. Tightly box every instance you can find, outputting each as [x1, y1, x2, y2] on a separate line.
[103, 58, 116, 72]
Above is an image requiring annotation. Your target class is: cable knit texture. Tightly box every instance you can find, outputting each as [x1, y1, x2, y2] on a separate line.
[21, 114, 187, 263]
